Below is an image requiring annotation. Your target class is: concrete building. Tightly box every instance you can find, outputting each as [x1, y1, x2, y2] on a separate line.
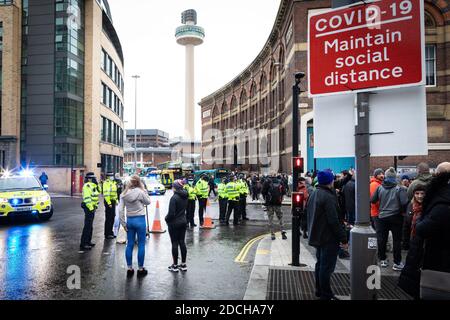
[123, 146, 173, 169]
[199, 0, 450, 174]
[0, 0, 125, 193]
[126, 129, 169, 148]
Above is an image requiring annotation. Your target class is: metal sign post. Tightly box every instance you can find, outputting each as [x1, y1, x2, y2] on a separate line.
[330, 0, 377, 300]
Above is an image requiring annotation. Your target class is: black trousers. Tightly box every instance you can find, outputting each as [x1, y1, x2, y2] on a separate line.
[186, 200, 196, 227]
[219, 197, 228, 222]
[80, 207, 95, 247]
[376, 214, 404, 264]
[239, 195, 247, 219]
[225, 200, 239, 224]
[208, 187, 217, 197]
[315, 242, 340, 300]
[198, 198, 207, 226]
[168, 224, 187, 265]
[104, 200, 116, 237]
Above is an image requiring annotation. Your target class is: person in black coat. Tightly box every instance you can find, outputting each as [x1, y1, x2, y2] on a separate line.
[399, 162, 450, 299]
[306, 169, 348, 300]
[342, 174, 356, 225]
[165, 180, 189, 272]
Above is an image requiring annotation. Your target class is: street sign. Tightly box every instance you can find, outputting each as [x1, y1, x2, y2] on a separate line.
[313, 86, 428, 157]
[308, 0, 425, 96]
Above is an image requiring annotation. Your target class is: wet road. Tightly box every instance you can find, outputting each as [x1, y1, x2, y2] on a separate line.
[0, 192, 291, 300]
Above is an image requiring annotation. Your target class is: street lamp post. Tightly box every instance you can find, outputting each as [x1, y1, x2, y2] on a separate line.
[132, 75, 140, 174]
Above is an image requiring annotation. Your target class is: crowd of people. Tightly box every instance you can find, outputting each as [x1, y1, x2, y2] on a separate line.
[77, 161, 450, 299]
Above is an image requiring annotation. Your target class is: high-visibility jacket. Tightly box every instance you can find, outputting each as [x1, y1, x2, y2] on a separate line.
[102, 179, 118, 205]
[195, 180, 209, 199]
[218, 183, 228, 199]
[226, 182, 240, 201]
[184, 184, 197, 201]
[237, 180, 249, 196]
[83, 182, 99, 211]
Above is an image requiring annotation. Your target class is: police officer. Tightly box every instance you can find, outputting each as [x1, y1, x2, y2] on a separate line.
[218, 177, 229, 224]
[184, 176, 197, 228]
[195, 174, 210, 227]
[225, 175, 240, 225]
[114, 173, 123, 201]
[103, 172, 118, 239]
[237, 174, 250, 221]
[80, 172, 100, 251]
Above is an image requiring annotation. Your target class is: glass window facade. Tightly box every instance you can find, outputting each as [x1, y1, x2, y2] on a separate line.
[101, 154, 123, 175]
[426, 44, 436, 87]
[54, 0, 85, 166]
[101, 81, 123, 120]
[101, 116, 123, 147]
[101, 47, 124, 93]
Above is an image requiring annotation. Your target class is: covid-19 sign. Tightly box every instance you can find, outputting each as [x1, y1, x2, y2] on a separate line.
[308, 0, 424, 96]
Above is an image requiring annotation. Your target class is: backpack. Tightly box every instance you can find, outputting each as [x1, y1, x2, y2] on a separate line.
[268, 181, 283, 205]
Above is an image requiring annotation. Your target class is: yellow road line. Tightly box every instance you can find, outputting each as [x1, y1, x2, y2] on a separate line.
[235, 233, 275, 263]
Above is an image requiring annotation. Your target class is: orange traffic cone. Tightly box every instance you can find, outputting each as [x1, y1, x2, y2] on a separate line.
[150, 200, 166, 233]
[200, 199, 216, 229]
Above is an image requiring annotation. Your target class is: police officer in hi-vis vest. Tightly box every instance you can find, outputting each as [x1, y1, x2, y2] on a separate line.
[80, 172, 100, 251]
[195, 175, 210, 226]
[102, 172, 118, 239]
[225, 175, 240, 225]
[217, 177, 229, 224]
[184, 176, 198, 228]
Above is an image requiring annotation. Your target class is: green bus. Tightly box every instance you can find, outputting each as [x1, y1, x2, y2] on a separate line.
[193, 169, 230, 185]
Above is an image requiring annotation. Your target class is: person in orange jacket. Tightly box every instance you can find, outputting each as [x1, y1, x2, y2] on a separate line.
[370, 168, 385, 229]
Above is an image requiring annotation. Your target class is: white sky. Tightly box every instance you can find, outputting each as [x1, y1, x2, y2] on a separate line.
[108, 0, 281, 140]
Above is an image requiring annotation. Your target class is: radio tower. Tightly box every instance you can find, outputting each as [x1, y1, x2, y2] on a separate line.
[175, 9, 205, 144]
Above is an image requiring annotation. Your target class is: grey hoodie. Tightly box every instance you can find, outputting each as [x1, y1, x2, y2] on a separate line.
[371, 180, 408, 219]
[118, 188, 151, 227]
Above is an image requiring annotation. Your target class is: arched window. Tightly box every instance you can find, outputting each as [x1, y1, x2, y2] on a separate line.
[231, 96, 238, 111]
[240, 90, 248, 105]
[425, 11, 436, 28]
[212, 105, 219, 118]
[250, 82, 257, 99]
[270, 64, 278, 83]
[222, 101, 228, 114]
[260, 72, 267, 90]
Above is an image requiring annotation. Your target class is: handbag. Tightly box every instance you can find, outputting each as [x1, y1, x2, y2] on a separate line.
[420, 269, 450, 300]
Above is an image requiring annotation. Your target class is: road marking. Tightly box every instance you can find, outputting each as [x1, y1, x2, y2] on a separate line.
[235, 233, 276, 263]
[256, 249, 270, 255]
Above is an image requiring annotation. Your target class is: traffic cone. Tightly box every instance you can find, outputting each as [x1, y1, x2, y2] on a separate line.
[200, 199, 216, 229]
[149, 200, 166, 233]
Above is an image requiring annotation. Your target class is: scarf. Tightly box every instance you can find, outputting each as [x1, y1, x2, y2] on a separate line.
[410, 200, 423, 237]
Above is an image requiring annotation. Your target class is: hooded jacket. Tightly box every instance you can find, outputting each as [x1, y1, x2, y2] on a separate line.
[165, 188, 188, 227]
[416, 183, 450, 272]
[306, 185, 347, 247]
[371, 179, 408, 219]
[370, 177, 383, 217]
[407, 173, 433, 201]
[118, 187, 151, 227]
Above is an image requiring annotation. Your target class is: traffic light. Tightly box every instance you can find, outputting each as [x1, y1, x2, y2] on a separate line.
[292, 157, 304, 174]
[292, 191, 305, 211]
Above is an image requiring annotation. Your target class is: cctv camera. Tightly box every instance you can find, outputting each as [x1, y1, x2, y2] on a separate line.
[295, 72, 306, 80]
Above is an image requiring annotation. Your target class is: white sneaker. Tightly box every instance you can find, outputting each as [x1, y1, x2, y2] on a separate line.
[393, 262, 404, 271]
[380, 260, 388, 268]
[168, 264, 179, 272]
[178, 264, 187, 272]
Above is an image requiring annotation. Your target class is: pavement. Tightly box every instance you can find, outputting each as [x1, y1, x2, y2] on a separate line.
[244, 230, 410, 300]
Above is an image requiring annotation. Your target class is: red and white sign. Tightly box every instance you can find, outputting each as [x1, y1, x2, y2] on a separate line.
[308, 0, 425, 97]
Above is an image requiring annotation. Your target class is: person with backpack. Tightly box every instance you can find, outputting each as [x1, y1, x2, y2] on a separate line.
[262, 174, 287, 240]
[371, 167, 409, 271]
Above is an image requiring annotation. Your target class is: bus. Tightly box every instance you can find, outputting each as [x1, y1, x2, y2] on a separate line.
[193, 169, 230, 185]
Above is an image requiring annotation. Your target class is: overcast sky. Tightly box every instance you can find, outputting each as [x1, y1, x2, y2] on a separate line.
[108, 0, 281, 140]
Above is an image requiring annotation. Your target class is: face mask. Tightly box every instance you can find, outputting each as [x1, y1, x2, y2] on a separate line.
[109, 176, 114, 181]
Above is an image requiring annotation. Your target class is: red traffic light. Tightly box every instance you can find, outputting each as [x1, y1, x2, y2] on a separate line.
[292, 191, 305, 209]
[293, 157, 304, 173]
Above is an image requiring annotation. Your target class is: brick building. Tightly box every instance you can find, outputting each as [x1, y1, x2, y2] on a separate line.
[199, 0, 450, 174]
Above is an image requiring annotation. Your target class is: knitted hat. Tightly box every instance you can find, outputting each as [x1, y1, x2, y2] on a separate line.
[317, 169, 334, 185]
[385, 167, 397, 180]
[373, 168, 384, 178]
[172, 179, 185, 190]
